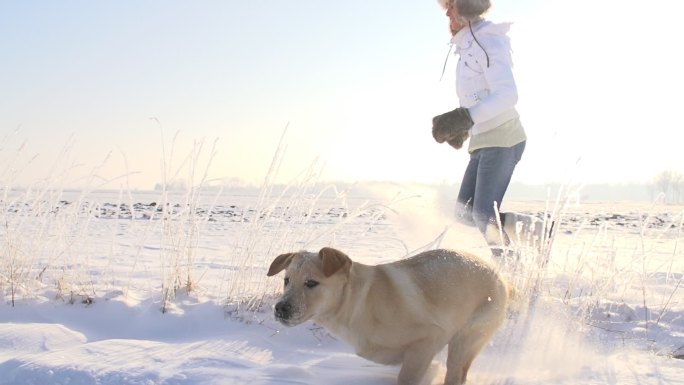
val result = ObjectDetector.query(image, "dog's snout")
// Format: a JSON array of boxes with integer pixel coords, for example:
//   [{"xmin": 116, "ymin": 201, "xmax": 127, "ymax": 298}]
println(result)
[{"xmin": 275, "ymin": 301, "xmax": 292, "ymax": 319}]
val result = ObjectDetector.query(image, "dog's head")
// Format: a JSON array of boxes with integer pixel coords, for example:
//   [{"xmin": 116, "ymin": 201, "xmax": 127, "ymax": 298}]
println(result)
[{"xmin": 267, "ymin": 247, "xmax": 352, "ymax": 326}]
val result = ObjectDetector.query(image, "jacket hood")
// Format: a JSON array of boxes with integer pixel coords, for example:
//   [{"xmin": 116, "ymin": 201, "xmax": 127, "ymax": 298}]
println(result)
[{"xmin": 450, "ymin": 20, "xmax": 511, "ymax": 47}]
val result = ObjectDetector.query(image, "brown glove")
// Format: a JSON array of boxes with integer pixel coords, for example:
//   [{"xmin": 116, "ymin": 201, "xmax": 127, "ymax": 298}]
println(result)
[
  {"xmin": 431, "ymin": 107, "xmax": 474, "ymax": 144},
  {"xmin": 446, "ymin": 130, "xmax": 469, "ymax": 149}
]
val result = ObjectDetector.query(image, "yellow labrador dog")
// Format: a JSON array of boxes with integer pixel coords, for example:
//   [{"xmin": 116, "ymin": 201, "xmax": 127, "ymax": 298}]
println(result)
[{"xmin": 267, "ymin": 247, "xmax": 512, "ymax": 385}]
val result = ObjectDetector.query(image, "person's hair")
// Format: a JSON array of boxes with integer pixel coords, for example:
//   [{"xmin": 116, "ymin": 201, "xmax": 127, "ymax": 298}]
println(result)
[{"xmin": 437, "ymin": 0, "xmax": 491, "ymax": 21}]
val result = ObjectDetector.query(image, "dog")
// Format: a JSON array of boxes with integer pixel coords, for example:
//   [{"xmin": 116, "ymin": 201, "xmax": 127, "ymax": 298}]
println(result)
[{"xmin": 267, "ymin": 247, "xmax": 512, "ymax": 385}]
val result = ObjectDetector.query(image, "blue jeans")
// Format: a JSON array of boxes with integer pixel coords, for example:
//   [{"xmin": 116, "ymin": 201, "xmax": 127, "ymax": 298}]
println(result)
[{"xmin": 456, "ymin": 141, "xmax": 526, "ymax": 240}]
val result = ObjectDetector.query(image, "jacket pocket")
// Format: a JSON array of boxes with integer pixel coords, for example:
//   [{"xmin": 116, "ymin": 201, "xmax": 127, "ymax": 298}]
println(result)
[{"xmin": 457, "ymin": 60, "xmax": 489, "ymax": 105}]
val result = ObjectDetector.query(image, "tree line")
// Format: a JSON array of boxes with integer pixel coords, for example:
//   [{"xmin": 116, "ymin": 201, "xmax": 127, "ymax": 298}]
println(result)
[{"xmin": 652, "ymin": 170, "xmax": 684, "ymax": 204}]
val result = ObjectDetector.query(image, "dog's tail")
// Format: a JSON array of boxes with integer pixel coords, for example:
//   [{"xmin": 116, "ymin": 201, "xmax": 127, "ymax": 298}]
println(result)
[
  {"xmin": 505, "ymin": 281, "xmax": 518, "ymax": 303},
  {"xmin": 504, "ymin": 281, "xmax": 525, "ymax": 314}
]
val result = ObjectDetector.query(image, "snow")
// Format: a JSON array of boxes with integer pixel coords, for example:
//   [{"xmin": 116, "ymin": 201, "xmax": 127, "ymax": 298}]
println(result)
[{"xmin": 1, "ymin": 187, "xmax": 683, "ymax": 385}]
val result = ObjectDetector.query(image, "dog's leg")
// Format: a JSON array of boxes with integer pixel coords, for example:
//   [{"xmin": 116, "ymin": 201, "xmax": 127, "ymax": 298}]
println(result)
[
  {"xmin": 397, "ymin": 340, "xmax": 437, "ymax": 385},
  {"xmin": 443, "ymin": 331, "xmax": 487, "ymax": 384},
  {"xmin": 444, "ymin": 310, "xmax": 506, "ymax": 384}
]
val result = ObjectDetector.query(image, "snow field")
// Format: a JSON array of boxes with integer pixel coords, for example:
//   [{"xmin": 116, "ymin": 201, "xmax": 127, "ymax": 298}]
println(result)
[{"xmin": 1, "ymin": 184, "xmax": 683, "ymax": 384}]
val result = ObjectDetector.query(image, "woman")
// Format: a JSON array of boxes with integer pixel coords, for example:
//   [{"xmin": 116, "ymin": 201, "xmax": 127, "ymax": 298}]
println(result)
[{"xmin": 432, "ymin": 0, "xmax": 528, "ymax": 255}]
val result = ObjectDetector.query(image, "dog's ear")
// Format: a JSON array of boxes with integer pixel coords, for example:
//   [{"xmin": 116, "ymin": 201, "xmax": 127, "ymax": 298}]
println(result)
[
  {"xmin": 267, "ymin": 252, "xmax": 296, "ymax": 276},
  {"xmin": 319, "ymin": 247, "xmax": 352, "ymax": 277}
]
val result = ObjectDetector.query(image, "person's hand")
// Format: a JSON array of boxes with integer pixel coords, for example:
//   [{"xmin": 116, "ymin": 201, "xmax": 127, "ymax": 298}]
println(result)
[
  {"xmin": 447, "ymin": 130, "xmax": 469, "ymax": 149},
  {"xmin": 431, "ymin": 107, "xmax": 474, "ymax": 144}
]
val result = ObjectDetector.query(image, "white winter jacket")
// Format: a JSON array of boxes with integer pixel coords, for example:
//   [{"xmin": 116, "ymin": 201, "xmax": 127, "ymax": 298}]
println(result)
[{"xmin": 451, "ymin": 20, "xmax": 526, "ymax": 151}]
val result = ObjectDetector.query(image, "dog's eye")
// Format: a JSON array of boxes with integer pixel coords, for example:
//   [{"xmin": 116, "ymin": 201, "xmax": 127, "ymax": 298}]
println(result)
[
  {"xmin": 304, "ymin": 279, "xmax": 319, "ymax": 289},
  {"xmin": 284, "ymin": 277, "xmax": 290, "ymax": 286}
]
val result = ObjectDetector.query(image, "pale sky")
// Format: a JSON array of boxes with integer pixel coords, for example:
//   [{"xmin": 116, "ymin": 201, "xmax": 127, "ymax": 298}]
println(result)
[{"xmin": 1, "ymin": 0, "xmax": 683, "ymax": 191}]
